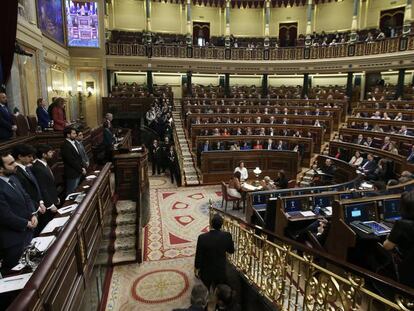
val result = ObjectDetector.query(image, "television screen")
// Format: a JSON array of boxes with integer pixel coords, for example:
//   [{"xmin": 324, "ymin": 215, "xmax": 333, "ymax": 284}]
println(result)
[
  {"xmin": 284, "ymin": 199, "xmax": 302, "ymax": 213},
  {"xmin": 344, "ymin": 202, "xmax": 375, "ymax": 223},
  {"xmin": 383, "ymin": 199, "xmax": 401, "ymax": 221},
  {"xmin": 66, "ymin": 1, "xmax": 99, "ymax": 48},
  {"xmin": 314, "ymin": 196, "xmax": 332, "ymax": 208}
]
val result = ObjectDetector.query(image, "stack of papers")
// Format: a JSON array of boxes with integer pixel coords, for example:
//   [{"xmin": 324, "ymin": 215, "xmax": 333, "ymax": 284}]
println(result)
[
  {"xmin": 242, "ymin": 183, "xmax": 261, "ymax": 191},
  {"xmin": 31, "ymin": 236, "xmax": 56, "ymax": 252},
  {"xmin": 65, "ymin": 192, "xmax": 83, "ymax": 201},
  {"xmin": 57, "ymin": 203, "xmax": 78, "ymax": 215},
  {"xmin": 131, "ymin": 147, "xmax": 142, "ymax": 152},
  {"xmin": 86, "ymin": 175, "xmax": 97, "ymax": 180},
  {"xmin": 300, "ymin": 211, "xmax": 316, "ymax": 217},
  {"xmin": 0, "ymin": 273, "xmax": 33, "ymax": 293},
  {"xmin": 40, "ymin": 216, "xmax": 70, "ymax": 234}
]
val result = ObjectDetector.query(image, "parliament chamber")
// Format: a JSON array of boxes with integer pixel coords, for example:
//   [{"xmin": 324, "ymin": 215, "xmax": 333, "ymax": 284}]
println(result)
[{"xmin": 1, "ymin": 0, "xmax": 414, "ymax": 310}]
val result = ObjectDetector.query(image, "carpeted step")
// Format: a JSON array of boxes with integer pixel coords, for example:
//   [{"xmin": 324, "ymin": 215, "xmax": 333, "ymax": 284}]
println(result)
[
  {"xmin": 115, "ymin": 213, "xmax": 137, "ymax": 226},
  {"xmin": 186, "ymin": 179, "xmax": 200, "ymax": 185},
  {"xmin": 116, "ymin": 200, "xmax": 136, "ymax": 214},
  {"xmin": 112, "ymin": 250, "xmax": 137, "ymax": 264},
  {"xmin": 114, "ymin": 236, "xmax": 136, "ymax": 252},
  {"xmin": 95, "ymin": 253, "xmax": 109, "ymax": 266},
  {"xmin": 115, "ymin": 224, "xmax": 137, "ymax": 238}
]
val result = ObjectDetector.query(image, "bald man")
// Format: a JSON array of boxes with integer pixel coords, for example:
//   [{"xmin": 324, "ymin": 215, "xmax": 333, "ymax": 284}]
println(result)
[{"xmin": 0, "ymin": 93, "xmax": 17, "ymax": 141}]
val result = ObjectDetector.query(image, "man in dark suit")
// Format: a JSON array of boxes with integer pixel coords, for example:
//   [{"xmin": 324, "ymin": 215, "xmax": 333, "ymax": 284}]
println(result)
[
  {"xmin": 0, "ymin": 153, "xmax": 37, "ymax": 275},
  {"xmin": 167, "ymin": 145, "xmax": 180, "ymax": 185},
  {"xmin": 31, "ymin": 145, "xmax": 59, "ymax": 212},
  {"xmin": 358, "ymin": 153, "xmax": 377, "ymax": 175},
  {"xmin": 195, "ymin": 214, "xmax": 235, "ymax": 290},
  {"xmin": 0, "ymin": 92, "xmax": 17, "ymax": 141},
  {"xmin": 407, "ymin": 145, "xmax": 414, "ymax": 164},
  {"xmin": 61, "ymin": 127, "xmax": 86, "ymax": 195},
  {"xmin": 12, "ymin": 144, "xmax": 47, "ymax": 233},
  {"xmin": 353, "ymin": 134, "xmax": 365, "ymax": 145},
  {"xmin": 150, "ymin": 139, "xmax": 161, "ymax": 175},
  {"xmin": 36, "ymin": 98, "xmax": 51, "ymax": 130},
  {"xmin": 265, "ymin": 138, "xmax": 275, "ymax": 150},
  {"xmin": 75, "ymin": 130, "xmax": 90, "ymax": 168}
]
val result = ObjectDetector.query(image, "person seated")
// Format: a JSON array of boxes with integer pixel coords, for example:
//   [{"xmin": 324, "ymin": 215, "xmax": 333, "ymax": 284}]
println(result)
[
  {"xmin": 214, "ymin": 141, "xmax": 225, "ymax": 150},
  {"xmin": 36, "ymin": 98, "xmax": 52, "ymax": 130},
  {"xmin": 354, "ymin": 134, "xmax": 365, "ymax": 145},
  {"xmin": 240, "ymin": 142, "xmax": 251, "ymax": 150},
  {"xmin": 260, "ymin": 176, "xmax": 276, "ymax": 190},
  {"xmin": 275, "ymin": 140, "xmax": 285, "ymax": 151},
  {"xmin": 253, "ymin": 140, "xmax": 263, "ymax": 150},
  {"xmin": 234, "ymin": 161, "xmax": 248, "ymax": 181},
  {"xmin": 319, "ymin": 158, "xmax": 336, "ymax": 183},
  {"xmin": 0, "ymin": 92, "xmax": 17, "ymax": 140},
  {"xmin": 383, "ymin": 192, "xmax": 414, "ymax": 288},
  {"xmin": 407, "ymin": 145, "xmax": 414, "ymax": 163},
  {"xmin": 172, "ymin": 284, "xmax": 209, "ymax": 311},
  {"xmin": 387, "ymin": 141, "xmax": 399, "ymax": 155},
  {"xmin": 214, "ymin": 284, "xmax": 241, "ymax": 311},
  {"xmin": 358, "ymin": 153, "xmax": 377, "ymax": 175},
  {"xmin": 274, "ymin": 170, "xmax": 288, "ymax": 189},
  {"xmin": 349, "ymin": 151, "xmax": 364, "ymax": 167},
  {"xmin": 228, "ymin": 171, "xmax": 242, "ymax": 202}
]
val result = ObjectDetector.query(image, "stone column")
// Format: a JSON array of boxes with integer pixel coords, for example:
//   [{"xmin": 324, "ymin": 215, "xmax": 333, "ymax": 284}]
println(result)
[
  {"xmin": 147, "ymin": 70, "xmax": 153, "ymax": 94},
  {"xmin": 305, "ymin": 0, "xmax": 313, "ymax": 46},
  {"xmin": 262, "ymin": 74, "xmax": 268, "ymax": 97},
  {"xmin": 186, "ymin": 0, "xmax": 192, "ymax": 46},
  {"xmin": 403, "ymin": 0, "xmax": 412, "ymax": 36},
  {"xmin": 186, "ymin": 71, "xmax": 192, "ymax": 96},
  {"xmin": 264, "ymin": 0, "xmax": 270, "ymax": 47},
  {"xmin": 346, "ymin": 72, "xmax": 354, "ymax": 100},
  {"xmin": 349, "ymin": 0, "xmax": 360, "ymax": 43},
  {"xmin": 145, "ymin": 0, "xmax": 152, "ymax": 44},
  {"xmin": 225, "ymin": 73, "xmax": 230, "ymax": 97},
  {"xmin": 302, "ymin": 73, "xmax": 309, "ymax": 99},
  {"xmin": 225, "ymin": 0, "xmax": 231, "ymax": 48},
  {"xmin": 396, "ymin": 68, "xmax": 406, "ymax": 99}
]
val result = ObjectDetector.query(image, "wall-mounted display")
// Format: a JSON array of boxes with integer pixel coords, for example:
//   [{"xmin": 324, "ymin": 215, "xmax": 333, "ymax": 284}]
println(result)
[
  {"xmin": 66, "ymin": 1, "xmax": 99, "ymax": 48},
  {"xmin": 36, "ymin": 0, "xmax": 66, "ymax": 46}
]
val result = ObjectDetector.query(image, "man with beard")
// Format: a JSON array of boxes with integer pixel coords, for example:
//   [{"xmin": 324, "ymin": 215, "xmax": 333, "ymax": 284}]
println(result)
[{"xmin": 0, "ymin": 93, "xmax": 17, "ymax": 141}]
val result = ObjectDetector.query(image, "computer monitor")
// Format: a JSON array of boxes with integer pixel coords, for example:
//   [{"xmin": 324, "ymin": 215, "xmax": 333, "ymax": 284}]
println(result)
[
  {"xmin": 340, "ymin": 193, "xmax": 353, "ymax": 200},
  {"xmin": 383, "ymin": 199, "xmax": 401, "ymax": 221},
  {"xmin": 284, "ymin": 198, "xmax": 302, "ymax": 213},
  {"xmin": 314, "ymin": 196, "xmax": 332, "ymax": 208},
  {"xmin": 344, "ymin": 202, "xmax": 376, "ymax": 223}
]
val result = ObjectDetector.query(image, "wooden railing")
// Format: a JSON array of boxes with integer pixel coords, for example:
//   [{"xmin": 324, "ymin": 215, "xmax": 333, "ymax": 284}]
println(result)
[{"xmin": 106, "ymin": 35, "xmax": 414, "ymax": 60}]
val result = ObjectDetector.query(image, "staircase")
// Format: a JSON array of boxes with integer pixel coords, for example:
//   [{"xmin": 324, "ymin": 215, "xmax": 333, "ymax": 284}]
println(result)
[{"xmin": 172, "ymin": 100, "xmax": 201, "ymax": 185}]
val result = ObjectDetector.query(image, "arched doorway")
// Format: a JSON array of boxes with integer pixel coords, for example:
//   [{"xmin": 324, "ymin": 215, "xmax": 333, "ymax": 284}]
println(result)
[
  {"xmin": 193, "ymin": 22, "xmax": 210, "ymax": 46},
  {"xmin": 278, "ymin": 22, "xmax": 298, "ymax": 47},
  {"xmin": 380, "ymin": 7, "xmax": 404, "ymax": 37}
]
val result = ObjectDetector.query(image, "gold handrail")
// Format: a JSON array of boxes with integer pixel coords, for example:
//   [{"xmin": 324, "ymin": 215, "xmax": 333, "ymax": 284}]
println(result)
[
  {"xmin": 172, "ymin": 122, "xmax": 186, "ymax": 187},
  {"xmin": 209, "ymin": 206, "xmax": 414, "ymax": 310}
]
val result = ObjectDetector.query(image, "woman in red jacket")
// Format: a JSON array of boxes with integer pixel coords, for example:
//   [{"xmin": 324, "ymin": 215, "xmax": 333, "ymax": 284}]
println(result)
[{"xmin": 52, "ymin": 98, "xmax": 69, "ymax": 131}]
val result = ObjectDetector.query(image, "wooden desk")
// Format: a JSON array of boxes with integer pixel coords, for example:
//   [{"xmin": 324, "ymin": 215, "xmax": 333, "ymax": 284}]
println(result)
[
  {"xmin": 7, "ymin": 164, "xmax": 113, "ymax": 311},
  {"xmin": 352, "ymin": 108, "xmax": 414, "ymax": 121},
  {"xmin": 201, "ymin": 150, "xmax": 299, "ymax": 184}
]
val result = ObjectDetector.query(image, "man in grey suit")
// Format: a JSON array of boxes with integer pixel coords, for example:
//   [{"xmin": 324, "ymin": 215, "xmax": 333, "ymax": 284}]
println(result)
[{"xmin": 76, "ymin": 129, "xmax": 89, "ymax": 168}]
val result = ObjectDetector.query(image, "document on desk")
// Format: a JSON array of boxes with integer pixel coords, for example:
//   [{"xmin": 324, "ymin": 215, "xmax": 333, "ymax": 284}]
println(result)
[
  {"xmin": 300, "ymin": 211, "xmax": 316, "ymax": 217},
  {"xmin": 0, "ymin": 273, "xmax": 33, "ymax": 293},
  {"xmin": 65, "ymin": 192, "xmax": 83, "ymax": 201},
  {"xmin": 57, "ymin": 203, "xmax": 78, "ymax": 215},
  {"xmin": 242, "ymin": 183, "xmax": 260, "ymax": 191},
  {"xmin": 31, "ymin": 236, "xmax": 56, "ymax": 252},
  {"xmin": 40, "ymin": 216, "xmax": 70, "ymax": 234},
  {"xmin": 131, "ymin": 147, "xmax": 142, "ymax": 152}
]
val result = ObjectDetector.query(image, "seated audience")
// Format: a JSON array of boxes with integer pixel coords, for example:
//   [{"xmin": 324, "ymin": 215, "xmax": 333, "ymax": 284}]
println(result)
[
  {"xmin": 274, "ymin": 170, "xmax": 288, "ymax": 189},
  {"xmin": 349, "ymin": 151, "xmax": 364, "ymax": 167},
  {"xmin": 234, "ymin": 161, "xmax": 248, "ymax": 181},
  {"xmin": 358, "ymin": 153, "xmax": 377, "ymax": 175},
  {"xmin": 383, "ymin": 192, "xmax": 414, "ymax": 288},
  {"xmin": 0, "ymin": 92, "xmax": 17, "ymax": 140},
  {"xmin": 36, "ymin": 98, "xmax": 52, "ymax": 130}
]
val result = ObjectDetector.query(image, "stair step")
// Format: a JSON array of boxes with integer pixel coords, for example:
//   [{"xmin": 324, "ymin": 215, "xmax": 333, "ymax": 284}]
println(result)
[
  {"xmin": 114, "ymin": 236, "xmax": 136, "ymax": 251},
  {"xmin": 115, "ymin": 224, "xmax": 136, "ymax": 238},
  {"xmin": 186, "ymin": 180, "xmax": 200, "ymax": 185},
  {"xmin": 116, "ymin": 200, "xmax": 136, "ymax": 214},
  {"xmin": 112, "ymin": 251, "xmax": 137, "ymax": 264},
  {"xmin": 115, "ymin": 213, "xmax": 137, "ymax": 226}
]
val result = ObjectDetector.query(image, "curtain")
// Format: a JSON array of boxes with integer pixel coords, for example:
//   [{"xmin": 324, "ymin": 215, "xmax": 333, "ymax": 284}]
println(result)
[{"xmin": 0, "ymin": 0, "xmax": 18, "ymax": 88}]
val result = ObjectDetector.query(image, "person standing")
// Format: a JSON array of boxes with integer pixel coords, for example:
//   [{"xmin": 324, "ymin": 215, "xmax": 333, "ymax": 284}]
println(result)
[
  {"xmin": 150, "ymin": 139, "xmax": 161, "ymax": 175},
  {"xmin": 0, "ymin": 92, "xmax": 17, "ymax": 140},
  {"xmin": 0, "ymin": 153, "xmax": 37, "ymax": 275},
  {"xmin": 36, "ymin": 98, "xmax": 52, "ymax": 130},
  {"xmin": 12, "ymin": 144, "xmax": 47, "ymax": 233},
  {"xmin": 168, "ymin": 145, "xmax": 180, "ymax": 185},
  {"xmin": 61, "ymin": 127, "xmax": 86, "ymax": 195},
  {"xmin": 160, "ymin": 137, "xmax": 171, "ymax": 173},
  {"xmin": 31, "ymin": 144, "xmax": 59, "ymax": 213},
  {"xmin": 195, "ymin": 214, "xmax": 235, "ymax": 290},
  {"xmin": 51, "ymin": 98, "xmax": 69, "ymax": 131},
  {"xmin": 75, "ymin": 129, "xmax": 90, "ymax": 168}
]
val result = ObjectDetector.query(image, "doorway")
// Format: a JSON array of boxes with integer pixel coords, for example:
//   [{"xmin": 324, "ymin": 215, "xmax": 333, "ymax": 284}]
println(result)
[
  {"xmin": 380, "ymin": 7, "xmax": 404, "ymax": 37},
  {"xmin": 193, "ymin": 22, "xmax": 210, "ymax": 46},
  {"xmin": 278, "ymin": 22, "xmax": 298, "ymax": 47}
]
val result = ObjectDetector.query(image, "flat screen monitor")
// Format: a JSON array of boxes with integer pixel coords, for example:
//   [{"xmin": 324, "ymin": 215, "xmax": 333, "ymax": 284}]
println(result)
[
  {"xmin": 314, "ymin": 196, "xmax": 332, "ymax": 208},
  {"xmin": 284, "ymin": 199, "xmax": 302, "ymax": 213},
  {"xmin": 340, "ymin": 193, "xmax": 354, "ymax": 200},
  {"xmin": 383, "ymin": 199, "xmax": 401, "ymax": 221},
  {"xmin": 66, "ymin": 1, "xmax": 99, "ymax": 48},
  {"xmin": 344, "ymin": 202, "xmax": 376, "ymax": 223}
]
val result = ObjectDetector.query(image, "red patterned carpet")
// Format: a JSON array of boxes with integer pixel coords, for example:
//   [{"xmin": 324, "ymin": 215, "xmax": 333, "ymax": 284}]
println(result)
[{"xmin": 105, "ymin": 176, "xmax": 221, "ymax": 311}]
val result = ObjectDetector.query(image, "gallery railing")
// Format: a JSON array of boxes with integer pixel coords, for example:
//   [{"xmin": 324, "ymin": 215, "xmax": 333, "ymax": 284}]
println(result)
[
  {"xmin": 210, "ymin": 207, "xmax": 414, "ymax": 310},
  {"xmin": 106, "ymin": 35, "xmax": 414, "ymax": 60}
]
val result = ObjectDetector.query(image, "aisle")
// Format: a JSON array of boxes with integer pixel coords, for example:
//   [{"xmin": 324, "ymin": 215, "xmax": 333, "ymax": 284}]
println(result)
[{"xmin": 105, "ymin": 176, "xmax": 221, "ymax": 311}]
